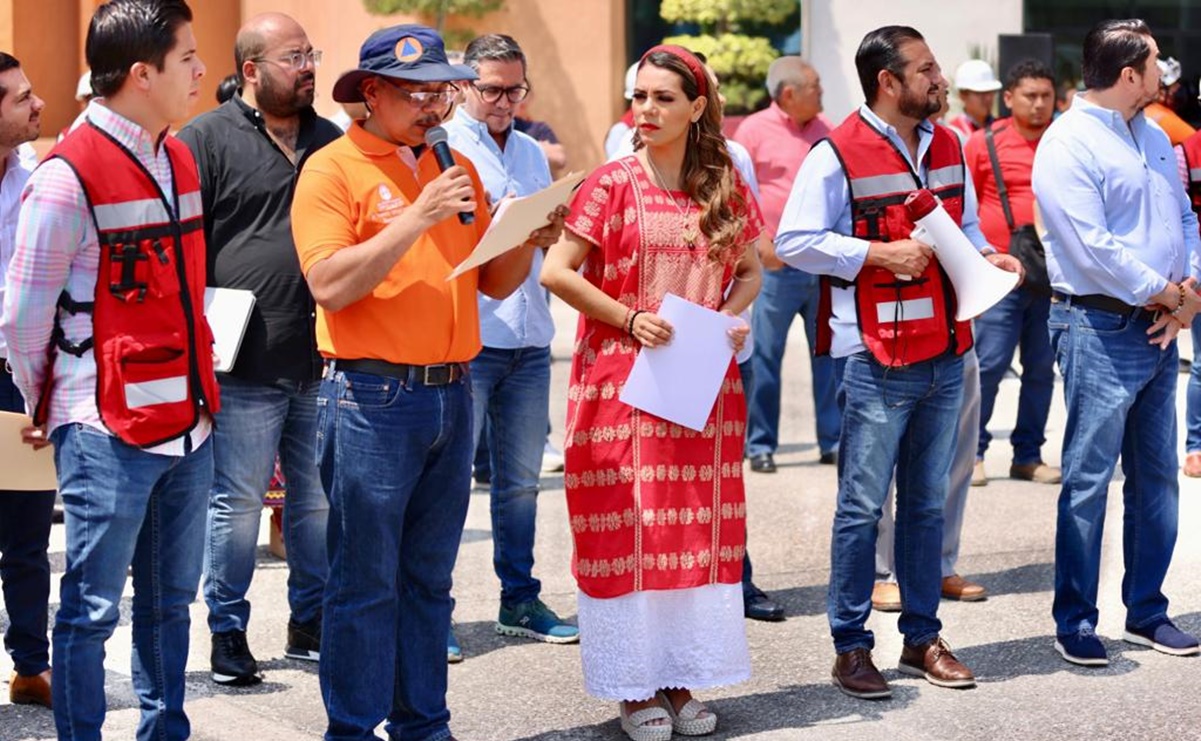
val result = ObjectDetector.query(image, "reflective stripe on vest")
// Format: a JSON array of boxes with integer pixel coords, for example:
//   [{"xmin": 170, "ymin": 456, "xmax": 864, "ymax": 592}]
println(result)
[
  {"xmin": 849, "ymin": 172, "xmax": 916, "ymax": 200},
  {"xmin": 875, "ymin": 297, "xmax": 935, "ymax": 324},
  {"xmin": 125, "ymin": 375, "xmax": 189, "ymax": 408},
  {"xmin": 93, "ymin": 191, "xmax": 203, "ymax": 231}
]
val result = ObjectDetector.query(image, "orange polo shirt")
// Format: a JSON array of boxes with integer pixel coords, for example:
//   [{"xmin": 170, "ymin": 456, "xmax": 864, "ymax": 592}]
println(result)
[{"xmin": 293, "ymin": 122, "xmax": 491, "ymax": 364}]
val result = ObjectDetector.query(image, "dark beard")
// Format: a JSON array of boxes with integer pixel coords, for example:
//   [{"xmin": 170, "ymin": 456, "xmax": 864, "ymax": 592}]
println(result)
[
  {"xmin": 256, "ymin": 70, "xmax": 314, "ymax": 118},
  {"xmin": 898, "ymin": 87, "xmax": 940, "ymax": 120}
]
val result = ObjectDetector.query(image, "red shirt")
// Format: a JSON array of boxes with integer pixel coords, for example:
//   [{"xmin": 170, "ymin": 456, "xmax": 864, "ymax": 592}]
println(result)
[
  {"xmin": 963, "ymin": 118, "xmax": 1041, "ymax": 251},
  {"xmin": 732, "ymin": 102, "xmax": 831, "ymax": 237}
]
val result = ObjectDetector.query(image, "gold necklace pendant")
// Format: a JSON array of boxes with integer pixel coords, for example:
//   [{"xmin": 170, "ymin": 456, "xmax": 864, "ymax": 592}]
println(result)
[
  {"xmin": 682, "ymin": 224, "xmax": 698, "ymax": 247},
  {"xmin": 645, "ymin": 155, "xmax": 698, "ymax": 247}
]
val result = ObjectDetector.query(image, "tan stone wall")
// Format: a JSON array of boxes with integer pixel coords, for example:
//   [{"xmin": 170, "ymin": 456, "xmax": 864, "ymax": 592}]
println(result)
[
  {"xmin": 8, "ymin": 0, "xmax": 627, "ymax": 171},
  {"xmin": 234, "ymin": 0, "xmax": 627, "ymax": 171}
]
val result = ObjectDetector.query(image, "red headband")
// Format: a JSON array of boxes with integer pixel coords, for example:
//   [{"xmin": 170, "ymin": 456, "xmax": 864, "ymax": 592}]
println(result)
[{"xmin": 640, "ymin": 44, "xmax": 708, "ymax": 98}]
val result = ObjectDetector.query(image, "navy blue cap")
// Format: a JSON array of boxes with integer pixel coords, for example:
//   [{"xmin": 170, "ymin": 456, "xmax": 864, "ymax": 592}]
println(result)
[{"xmin": 332, "ymin": 24, "xmax": 477, "ymax": 103}]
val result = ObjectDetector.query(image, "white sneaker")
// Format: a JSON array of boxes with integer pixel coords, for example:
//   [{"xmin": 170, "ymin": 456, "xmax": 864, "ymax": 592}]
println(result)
[{"xmin": 541, "ymin": 442, "xmax": 565, "ymax": 473}]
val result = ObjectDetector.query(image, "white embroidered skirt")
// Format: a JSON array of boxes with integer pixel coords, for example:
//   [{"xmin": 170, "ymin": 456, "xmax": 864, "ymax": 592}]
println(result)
[{"xmin": 577, "ymin": 582, "xmax": 751, "ymax": 701}]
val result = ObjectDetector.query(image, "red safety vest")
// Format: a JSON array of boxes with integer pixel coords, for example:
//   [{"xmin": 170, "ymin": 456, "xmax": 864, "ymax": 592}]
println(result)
[
  {"xmin": 1181, "ymin": 130, "xmax": 1201, "ymax": 216},
  {"xmin": 36, "ymin": 122, "xmax": 220, "ymax": 448},
  {"xmin": 818, "ymin": 112, "xmax": 973, "ymax": 367}
]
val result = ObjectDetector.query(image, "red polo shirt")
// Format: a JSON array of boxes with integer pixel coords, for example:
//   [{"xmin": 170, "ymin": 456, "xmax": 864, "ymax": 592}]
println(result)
[{"xmin": 963, "ymin": 118, "xmax": 1041, "ymax": 252}]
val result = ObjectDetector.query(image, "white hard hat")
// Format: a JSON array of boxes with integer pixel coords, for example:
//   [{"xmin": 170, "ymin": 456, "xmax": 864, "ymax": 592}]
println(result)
[
  {"xmin": 1157, "ymin": 57, "xmax": 1182, "ymax": 87},
  {"xmin": 623, "ymin": 61, "xmax": 639, "ymax": 100},
  {"xmin": 75, "ymin": 70, "xmax": 92, "ymax": 101},
  {"xmin": 954, "ymin": 59, "xmax": 1001, "ymax": 92}
]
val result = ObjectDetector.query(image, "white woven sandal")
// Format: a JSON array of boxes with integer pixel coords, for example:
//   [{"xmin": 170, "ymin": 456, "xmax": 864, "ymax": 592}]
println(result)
[
  {"xmin": 656, "ymin": 691, "xmax": 718, "ymax": 736},
  {"xmin": 619, "ymin": 702, "xmax": 673, "ymax": 741}
]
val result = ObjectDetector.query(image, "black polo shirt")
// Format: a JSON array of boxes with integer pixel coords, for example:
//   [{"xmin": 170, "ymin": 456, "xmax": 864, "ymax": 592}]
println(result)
[{"xmin": 178, "ymin": 96, "xmax": 343, "ymax": 383}]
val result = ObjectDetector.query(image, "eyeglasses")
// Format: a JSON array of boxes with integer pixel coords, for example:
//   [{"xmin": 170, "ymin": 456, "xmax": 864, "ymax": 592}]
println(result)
[
  {"xmin": 471, "ymin": 83, "xmax": 530, "ymax": 104},
  {"xmin": 378, "ymin": 78, "xmax": 459, "ymax": 107},
  {"xmin": 253, "ymin": 50, "xmax": 323, "ymax": 70}
]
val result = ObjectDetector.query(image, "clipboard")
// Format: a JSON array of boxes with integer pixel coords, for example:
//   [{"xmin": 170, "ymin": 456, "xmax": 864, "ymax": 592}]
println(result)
[
  {"xmin": 447, "ymin": 170, "xmax": 585, "ymax": 281},
  {"xmin": 0, "ymin": 412, "xmax": 57, "ymax": 491},
  {"xmin": 203, "ymin": 287, "xmax": 256, "ymax": 373}
]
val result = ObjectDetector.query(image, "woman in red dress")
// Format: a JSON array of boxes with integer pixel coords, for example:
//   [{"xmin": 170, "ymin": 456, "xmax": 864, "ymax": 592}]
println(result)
[{"xmin": 542, "ymin": 45, "xmax": 763, "ymax": 741}]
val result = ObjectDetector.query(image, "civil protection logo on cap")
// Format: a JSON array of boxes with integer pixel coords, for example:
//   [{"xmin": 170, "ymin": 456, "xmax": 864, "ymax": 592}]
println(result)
[{"xmin": 395, "ymin": 36, "xmax": 425, "ymax": 63}]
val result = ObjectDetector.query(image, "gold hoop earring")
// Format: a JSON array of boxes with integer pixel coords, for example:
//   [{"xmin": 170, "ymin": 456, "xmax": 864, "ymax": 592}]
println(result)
[{"xmin": 691, "ymin": 121, "xmax": 701, "ymax": 143}]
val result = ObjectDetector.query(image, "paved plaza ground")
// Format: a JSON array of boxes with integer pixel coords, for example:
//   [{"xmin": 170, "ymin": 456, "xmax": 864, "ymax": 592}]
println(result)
[{"xmin": 5, "ymin": 299, "xmax": 1201, "ymax": 740}]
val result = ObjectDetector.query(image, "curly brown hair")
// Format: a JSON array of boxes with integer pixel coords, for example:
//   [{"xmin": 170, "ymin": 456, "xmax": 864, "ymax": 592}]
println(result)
[{"xmin": 632, "ymin": 50, "xmax": 748, "ymax": 262}]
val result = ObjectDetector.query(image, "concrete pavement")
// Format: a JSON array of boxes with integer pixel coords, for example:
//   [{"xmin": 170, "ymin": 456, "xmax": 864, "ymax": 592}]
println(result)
[{"xmin": 4, "ymin": 298, "xmax": 1201, "ymax": 740}]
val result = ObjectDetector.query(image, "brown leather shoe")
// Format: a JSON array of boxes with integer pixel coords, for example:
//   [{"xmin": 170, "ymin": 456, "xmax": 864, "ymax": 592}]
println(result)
[
  {"xmin": 941, "ymin": 574, "xmax": 987, "ymax": 602},
  {"xmin": 898, "ymin": 637, "xmax": 975, "ymax": 689},
  {"xmin": 1009, "ymin": 462, "xmax": 1062, "ymax": 484},
  {"xmin": 9, "ymin": 669, "xmax": 52, "ymax": 708},
  {"xmin": 831, "ymin": 648, "xmax": 891, "ymax": 699},
  {"xmin": 871, "ymin": 581, "xmax": 902, "ymax": 612},
  {"xmin": 1184, "ymin": 452, "xmax": 1201, "ymax": 478}
]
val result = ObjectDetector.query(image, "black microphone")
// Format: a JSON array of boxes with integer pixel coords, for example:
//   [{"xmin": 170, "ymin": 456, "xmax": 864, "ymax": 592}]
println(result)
[{"xmin": 424, "ymin": 126, "xmax": 474, "ymax": 225}]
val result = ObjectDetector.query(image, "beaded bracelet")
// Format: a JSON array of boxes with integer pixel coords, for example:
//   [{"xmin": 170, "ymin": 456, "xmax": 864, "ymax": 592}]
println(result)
[
  {"xmin": 627, "ymin": 309, "xmax": 645, "ymax": 336},
  {"xmin": 1172, "ymin": 282, "xmax": 1188, "ymax": 316}
]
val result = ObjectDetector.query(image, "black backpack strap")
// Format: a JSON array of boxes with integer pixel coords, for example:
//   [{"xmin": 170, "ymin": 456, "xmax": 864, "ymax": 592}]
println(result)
[{"xmin": 984, "ymin": 126, "xmax": 1016, "ymax": 232}]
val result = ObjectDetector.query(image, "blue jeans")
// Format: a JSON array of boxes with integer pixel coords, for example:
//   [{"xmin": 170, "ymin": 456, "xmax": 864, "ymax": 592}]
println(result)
[
  {"xmin": 747, "ymin": 266, "xmax": 841, "ymax": 457},
  {"xmin": 470, "ymin": 346, "xmax": 550, "ymax": 606},
  {"xmin": 0, "ymin": 365, "xmax": 55, "ymax": 677},
  {"xmin": 318, "ymin": 364, "xmax": 472, "ymax": 741},
  {"xmin": 828, "ymin": 352, "xmax": 963, "ymax": 653},
  {"xmin": 1049, "ymin": 302, "xmax": 1179, "ymax": 635},
  {"xmin": 51, "ymin": 424, "xmax": 212, "ymax": 741},
  {"xmin": 1185, "ymin": 321, "xmax": 1201, "ymax": 452},
  {"xmin": 877, "ymin": 349, "xmax": 980, "ymax": 579},
  {"xmin": 975, "ymin": 288, "xmax": 1054, "ymax": 464},
  {"xmin": 204, "ymin": 375, "xmax": 329, "ymax": 633}
]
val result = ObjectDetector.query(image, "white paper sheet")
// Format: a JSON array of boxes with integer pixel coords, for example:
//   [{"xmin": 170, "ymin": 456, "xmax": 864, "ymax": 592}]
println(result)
[
  {"xmin": 446, "ymin": 170, "xmax": 586, "ymax": 281},
  {"xmin": 618, "ymin": 293, "xmax": 741, "ymax": 431},
  {"xmin": 0, "ymin": 412, "xmax": 57, "ymax": 491},
  {"xmin": 203, "ymin": 287, "xmax": 256, "ymax": 373}
]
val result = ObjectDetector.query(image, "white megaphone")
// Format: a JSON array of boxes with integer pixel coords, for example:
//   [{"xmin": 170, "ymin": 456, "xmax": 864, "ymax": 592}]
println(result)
[{"xmin": 904, "ymin": 189, "xmax": 1019, "ymax": 321}]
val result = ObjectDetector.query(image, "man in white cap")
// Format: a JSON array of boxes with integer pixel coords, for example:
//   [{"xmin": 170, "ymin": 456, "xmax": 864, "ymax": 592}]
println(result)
[
  {"xmin": 1145, "ymin": 56, "xmax": 1195, "ymax": 145},
  {"xmin": 603, "ymin": 61, "xmax": 638, "ymax": 157},
  {"xmin": 949, "ymin": 59, "xmax": 1001, "ymax": 140}
]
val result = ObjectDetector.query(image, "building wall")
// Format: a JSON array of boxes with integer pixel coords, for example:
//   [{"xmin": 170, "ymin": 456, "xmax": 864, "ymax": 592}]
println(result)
[
  {"xmin": 808, "ymin": 0, "xmax": 1024, "ymax": 123},
  {"xmin": 3, "ymin": 0, "xmax": 83, "ymax": 137},
  {"xmin": 229, "ymin": 0, "xmax": 626, "ymax": 170},
  {"xmin": 5, "ymin": 0, "xmax": 625, "ymax": 170}
]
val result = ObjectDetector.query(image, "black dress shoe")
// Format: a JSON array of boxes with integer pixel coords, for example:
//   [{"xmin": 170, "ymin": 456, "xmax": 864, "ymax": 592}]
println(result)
[
  {"xmin": 744, "ymin": 584, "xmax": 785, "ymax": 622},
  {"xmin": 819, "ymin": 450, "xmax": 838, "ymax": 465},
  {"xmin": 749, "ymin": 453, "xmax": 777, "ymax": 473}
]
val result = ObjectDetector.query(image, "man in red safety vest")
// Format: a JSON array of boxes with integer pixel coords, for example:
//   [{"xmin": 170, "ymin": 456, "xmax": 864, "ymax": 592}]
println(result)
[
  {"xmin": 0, "ymin": 1, "xmax": 218, "ymax": 736},
  {"xmin": 774, "ymin": 24, "xmax": 1022, "ymax": 701}
]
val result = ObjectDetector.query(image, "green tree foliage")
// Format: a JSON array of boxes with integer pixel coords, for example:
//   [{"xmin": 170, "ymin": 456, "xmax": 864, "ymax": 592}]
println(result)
[
  {"xmin": 659, "ymin": 0, "xmax": 793, "ymax": 113},
  {"xmin": 660, "ymin": 0, "xmax": 795, "ymax": 33},
  {"xmin": 362, "ymin": 0, "xmax": 504, "ymax": 41}
]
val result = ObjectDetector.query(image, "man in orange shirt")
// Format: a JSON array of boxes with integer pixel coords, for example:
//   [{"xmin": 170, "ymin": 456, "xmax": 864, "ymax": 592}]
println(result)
[{"xmin": 291, "ymin": 24, "xmax": 563, "ymax": 741}]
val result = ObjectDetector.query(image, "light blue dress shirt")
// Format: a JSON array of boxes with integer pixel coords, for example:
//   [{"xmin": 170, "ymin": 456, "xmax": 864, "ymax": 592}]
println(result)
[
  {"xmin": 444, "ymin": 107, "xmax": 555, "ymax": 349},
  {"xmin": 774, "ymin": 105, "xmax": 990, "ymax": 357},
  {"xmin": 1032, "ymin": 93, "xmax": 1200, "ymax": 305}
]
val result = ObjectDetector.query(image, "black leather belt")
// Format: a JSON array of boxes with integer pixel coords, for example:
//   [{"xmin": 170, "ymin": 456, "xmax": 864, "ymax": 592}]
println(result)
[
  {"xmin": 1052, "ymin": 291, "xmax": 1158, "ymax": 323},
  {"xmin": 332, "ymin": 358, "xmax": 466, "ymax": 386}
]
